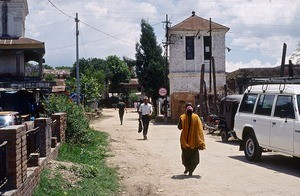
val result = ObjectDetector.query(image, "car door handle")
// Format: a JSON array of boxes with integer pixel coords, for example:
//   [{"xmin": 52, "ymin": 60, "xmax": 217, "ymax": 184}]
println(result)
[
  {"xmin": 295, "ymin": 130, "xmax": 300, "ymax": 133},
  {"xmin": 253, "ymin": 119, "xmax": 256, "ymax": 122},
  {"xmin": 272, "ymin": 122, "xmax": 276, "ymax": 125}
]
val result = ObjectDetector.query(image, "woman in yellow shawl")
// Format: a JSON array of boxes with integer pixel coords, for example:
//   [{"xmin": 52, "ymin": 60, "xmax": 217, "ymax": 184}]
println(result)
[{"xmin": 177, "ymin": 103, "xmax": 205, "ymax": 176}]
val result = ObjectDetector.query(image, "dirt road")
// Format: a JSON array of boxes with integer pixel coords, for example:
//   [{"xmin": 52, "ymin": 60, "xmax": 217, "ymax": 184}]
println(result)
[{"xmin": 91, "ymin": 108, "xmax": 300, "ymax": 196}]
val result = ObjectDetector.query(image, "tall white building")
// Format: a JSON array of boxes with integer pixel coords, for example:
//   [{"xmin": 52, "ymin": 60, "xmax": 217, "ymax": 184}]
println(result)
[{"xmin": 168, "ymin": 12, "xmax": 229, "ymax": 119}]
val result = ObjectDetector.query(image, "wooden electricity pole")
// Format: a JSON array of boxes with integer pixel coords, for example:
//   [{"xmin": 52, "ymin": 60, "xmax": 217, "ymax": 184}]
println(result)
[
  {"xmin": 75, "ymin": 13, "xmax": 80, "ymax": 105},
  {"xmin": 280, "ymin": 43, "xmax": 287, "ymax": 77}
]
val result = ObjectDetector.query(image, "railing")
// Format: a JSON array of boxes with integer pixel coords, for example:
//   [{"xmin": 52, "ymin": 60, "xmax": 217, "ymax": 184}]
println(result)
[
  {"xmin": 50, "ymin": 120, "xmax": 57, "ymax": 138},
  {"xmin": 0, "ymin": 141, "xmax": 8, "ymax": 189},
  {"xmin": 26, "ymin": 127, "xmax": 40, "ymax": 160}
]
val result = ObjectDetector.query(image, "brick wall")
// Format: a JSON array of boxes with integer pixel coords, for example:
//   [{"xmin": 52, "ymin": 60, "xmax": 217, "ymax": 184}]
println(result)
[
  {"xmin": 0, "ymin": 125, "xmax": 27, "ymax": 190},
  {"xmin": 1, "ymin": 115, "xmax": 66, "ymax": 195}
]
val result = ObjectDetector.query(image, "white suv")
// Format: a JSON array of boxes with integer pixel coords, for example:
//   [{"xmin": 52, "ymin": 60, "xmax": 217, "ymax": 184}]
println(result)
[{"xmin": 234, "ymin": 82, "xmax": 300, "ymax": 161}]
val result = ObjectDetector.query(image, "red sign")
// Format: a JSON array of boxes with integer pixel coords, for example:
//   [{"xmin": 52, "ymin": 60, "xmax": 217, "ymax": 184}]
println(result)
[{"xmin": 158, "ymin": 88, "xmax": 167, "ymax": 96}]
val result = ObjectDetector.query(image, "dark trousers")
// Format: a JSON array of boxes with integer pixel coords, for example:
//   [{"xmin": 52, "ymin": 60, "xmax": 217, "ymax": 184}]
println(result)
[
  {"xmin": 119, "ymin": 110, "xmax": 125, "ymax": 124},
  {"xmin": 142, "ymin": 115, "xmax": 150, "ymax": 136}
]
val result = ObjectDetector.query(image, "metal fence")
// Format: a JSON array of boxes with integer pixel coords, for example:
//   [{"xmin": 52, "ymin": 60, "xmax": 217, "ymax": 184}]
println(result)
[
  {"xmin": 26, "ymin": 127, "xmax": 40, "ymax": 160},
  {"xmin": 0, "ymin": 141, "xmax": 8, "ymax": 189}
]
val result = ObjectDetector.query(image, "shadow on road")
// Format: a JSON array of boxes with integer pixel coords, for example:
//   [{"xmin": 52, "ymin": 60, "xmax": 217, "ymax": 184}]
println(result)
[
  {"xmin": 215, "ymin": 140, "xmax": 240, "ymax": 146},
  {"xmin": 229, "ymin": 155, "xmax": 300, "ymax": 178},
  {"xmin": 171, "ymin": 174, "xmax": 201, "ymax": 180}
]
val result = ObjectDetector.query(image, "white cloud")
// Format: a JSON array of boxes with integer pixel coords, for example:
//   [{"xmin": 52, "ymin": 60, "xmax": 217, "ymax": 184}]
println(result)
[
  {"xmin": 84, "ymin": 2, "xmax": 108, "ymax": 18},
  {"xmin": 25, "ymin": 0, "xmax": 300, "ymax": 68}
]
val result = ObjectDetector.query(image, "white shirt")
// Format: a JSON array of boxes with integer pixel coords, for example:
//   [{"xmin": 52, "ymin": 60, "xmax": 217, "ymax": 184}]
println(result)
[{"xmin": 139, "ymin": 103, "xmax": 153, "ymax": 115}]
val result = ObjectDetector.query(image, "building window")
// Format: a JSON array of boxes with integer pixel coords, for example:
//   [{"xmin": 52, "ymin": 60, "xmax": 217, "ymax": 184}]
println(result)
[
  {"xmin": 186, "ymin": 36, "xmax": 194, "ymax": 60},
  {"xmin": 204, "ymin": 36, "xmax": 211, "ymax": 60}
]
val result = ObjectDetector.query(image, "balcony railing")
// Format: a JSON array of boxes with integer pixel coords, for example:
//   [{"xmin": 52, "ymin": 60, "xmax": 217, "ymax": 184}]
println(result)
[{"xmin": 26, "ymin": 127, "xmax": 40, "ymax": 160}]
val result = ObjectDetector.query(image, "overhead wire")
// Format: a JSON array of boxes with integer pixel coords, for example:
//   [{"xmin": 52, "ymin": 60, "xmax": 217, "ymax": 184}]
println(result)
[
  {"xmin": 47, "ymin": 0, "xmax": 73, "ymax": 19},
  {"xmin": 79, "ymin": 22, "xmax": 87, "ymax": 58}
]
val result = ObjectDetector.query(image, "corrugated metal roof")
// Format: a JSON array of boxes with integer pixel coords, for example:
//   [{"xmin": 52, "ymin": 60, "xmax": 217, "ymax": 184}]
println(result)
[{"xmin": 170, "ymin": 13, "xmax": 229, "ymax": 32}]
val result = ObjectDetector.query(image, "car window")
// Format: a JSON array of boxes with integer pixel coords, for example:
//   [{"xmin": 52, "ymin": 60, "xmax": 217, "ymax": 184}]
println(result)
[
  {"xmin": 274, "ymin": 95, "xmax": 295, "ymax": 119},
  {"xmin": 255, "ymin": 94, "xmax": 275, "ymax": 116},
  {"xmin": 297, "ymin": 95, "xmax": 300, "ymax": 115},
  {"xmin": 239, "ymin": 93, "xmax": 258, "ymax": 113},
  {"xmin": 0, "ymin": 116, "xmax": 6, "ymax": 127}
]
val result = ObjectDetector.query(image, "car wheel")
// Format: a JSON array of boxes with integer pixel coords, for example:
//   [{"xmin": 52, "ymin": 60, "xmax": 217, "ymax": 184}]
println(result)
[
  {"xmin": 244, "ymin": 133, "xmax": 262, "ymax": 161},
  {"xmin": 220, "ymin": 130, "xmax": 228, "ymax": 142}
]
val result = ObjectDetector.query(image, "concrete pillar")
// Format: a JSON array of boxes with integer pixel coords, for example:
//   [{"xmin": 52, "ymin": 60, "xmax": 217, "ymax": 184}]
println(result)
[
  {"xmin": 38, "ymin": 54, "xmax": 43, "ymax": 80},
  {"xmin": 15, "ymin": 51, "xmax": 22, "ymax": 77}
]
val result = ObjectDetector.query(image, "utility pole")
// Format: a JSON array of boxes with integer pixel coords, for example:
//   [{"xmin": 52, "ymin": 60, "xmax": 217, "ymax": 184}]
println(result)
[
  {"xmin": 280, "ymin": 43, "xmax": 287, "ymax": 77},
  {"xmin": 209, "ymin": 18, "xmax": 212, "ymax": 93},
  {"xmin": 75, "ymin": 13, "xmax": 80, "ymax": 106},
  {"xmin": 162, "ymin": 14, "xmax": 171, "ymax": 123}
]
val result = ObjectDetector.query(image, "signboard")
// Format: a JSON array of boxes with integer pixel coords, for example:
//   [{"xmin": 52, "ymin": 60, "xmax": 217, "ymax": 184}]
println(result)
[{"xmin": 158, "ymin": 87, "xmax": 167, "ymax": 96}]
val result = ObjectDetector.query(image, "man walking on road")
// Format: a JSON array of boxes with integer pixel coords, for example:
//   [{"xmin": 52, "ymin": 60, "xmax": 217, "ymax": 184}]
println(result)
[
  {"xmin": 138, "ymin": 96, "xmax": 153, "ymax": 140},
  {"xmin": 177, "ymin": 103, "xmax": 206, "ymax": 176},
  {"xmin": 117, "ymin": 101, "xmax": 127, "ymax": 125}
]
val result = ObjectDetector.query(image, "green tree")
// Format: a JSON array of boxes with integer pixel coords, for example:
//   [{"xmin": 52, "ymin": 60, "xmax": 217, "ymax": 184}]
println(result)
[
  {"xmin": 44, "ymin": 64, "xmax": 53, "ymax": 70},
  {"xmin": 45, "ymin": 74, "xmax": 55, "ymax": 82},
  {"xmin": 25, "ymin": 62, "xmax": 39, "ymax": 77},
  {"xmin": 105, "ymin": 55, "xmax": 131, "ymax": 92},
  {"xmin": 290, "ymin": 42, "xmax": 300, "ymax": 64},
  {"xmin": 80, "ymin": 74, "xmax": 102, "ymax": 104},
  {"xmin": 66, "ymin": 74, "xmax": 103, "ymax": 106},
  {"xmin": 123, "ymin": 56, "xmax": 136, "ymax": 78},
  {"xmin": 135, "ymin": 19, "xmax": 168, "ymax": 115},
  {"xmin": 56, "ymin": 66, "xmax": 72, "ymax": 70}
]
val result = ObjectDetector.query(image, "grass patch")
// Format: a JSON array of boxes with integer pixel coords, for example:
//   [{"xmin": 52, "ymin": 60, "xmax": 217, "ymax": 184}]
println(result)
[{"xmin": 33, "ymin": 130, "xmax": 119, "ymax": 196}]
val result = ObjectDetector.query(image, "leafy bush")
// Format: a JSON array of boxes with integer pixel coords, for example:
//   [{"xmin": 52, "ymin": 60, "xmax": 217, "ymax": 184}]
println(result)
[
  {"xmin": 45, "ymin": 74, "xmax": 55, "ymax": 82},
  {"xmin": 70, "ymin": 164, "xmax": 99, "ymax": 178},
  {"xmin": 42, "ymin": 94, "xmax": 92, "ymax": 144},
  {"xmin": 128, "ymin": 91, "xmax": 138, "ymax": 103}
]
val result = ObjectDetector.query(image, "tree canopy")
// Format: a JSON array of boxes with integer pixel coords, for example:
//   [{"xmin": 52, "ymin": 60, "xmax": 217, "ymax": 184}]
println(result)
[
  {"xmin": 106, "ymin": 55, "xmax": 131, "ymax": 92},
  {"xmin": 135, "ymin": 19, "xmax": 168, "ymax": 104},
  {"xmin": 290, "ymin": 41, "xmax": 300, "ymax": 64},
  {"xmin": 68, "ymin": 56, "xmax": 131, "ymax": 105}
]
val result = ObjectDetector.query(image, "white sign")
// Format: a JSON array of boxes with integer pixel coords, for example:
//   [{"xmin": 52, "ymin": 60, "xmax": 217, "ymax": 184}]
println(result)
[{"xmin": 158, "ymin": 87, "xmax": 167, "ymax": 96}]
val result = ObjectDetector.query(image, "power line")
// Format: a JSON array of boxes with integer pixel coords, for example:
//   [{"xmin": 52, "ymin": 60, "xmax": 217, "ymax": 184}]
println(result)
[
  {"xmin": 79, "ymin": 21, "xmax": 135, "ymax": 45},
  {"xmin": 79, "ymin": 22, "xmax": 87, "ymax": 58},
  {"xmin": 47, "ymin": 0, "xmax": 73, "ymax": 19},
  {"xmin": 27, "ymin": 19, "xmax": 72, "ymax": 30}
]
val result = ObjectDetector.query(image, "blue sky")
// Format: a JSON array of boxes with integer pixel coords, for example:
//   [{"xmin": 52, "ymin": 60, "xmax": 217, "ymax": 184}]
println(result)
[{"xmin": 26, "ymin": 0, "xmax": 300, "ymax": 72}]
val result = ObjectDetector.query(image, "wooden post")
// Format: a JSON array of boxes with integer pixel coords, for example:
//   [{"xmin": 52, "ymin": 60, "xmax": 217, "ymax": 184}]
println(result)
[
  {"xmin": 288, "ymin": 60, "xmax": 294, "ymax": 78},
  {"xmin": 280, "ymin": 43, "xmax": 287, "ymax": 77},
  {"xmin": 200, "ymin": 64, "xmax": 205, "ymax": 117},
  {"xmin": 212, "ymin": 57, "xmax": 218, "ymax": 115}
]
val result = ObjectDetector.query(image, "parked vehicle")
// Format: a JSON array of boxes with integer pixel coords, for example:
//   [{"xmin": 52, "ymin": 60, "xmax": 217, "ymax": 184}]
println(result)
[
  {"xmin": 218, "ymin": 94, "xmax": 243, "ymax": 142},
  {"xmin": 0, "ymin": 111, "xmax": 22, "ymax": 128},
  {"xmin": 234, "ymin": 80, "xmax": 300, "ymax": 161},
  {"xmin": 205, "ymin": 114, "xmax": 220, "ymax": 134}
]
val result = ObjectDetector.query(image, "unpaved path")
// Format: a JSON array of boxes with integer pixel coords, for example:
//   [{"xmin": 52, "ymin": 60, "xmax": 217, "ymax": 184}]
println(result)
[{"xmin": 91, "ymin": 108, "xmax": 300, "ymax": 196}]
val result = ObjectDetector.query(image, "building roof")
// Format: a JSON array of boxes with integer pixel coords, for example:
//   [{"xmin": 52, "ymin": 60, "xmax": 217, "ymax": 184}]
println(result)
[
  {"xmin": 0, "ymin": 37, "xmax": 45, "ymax": 62},
  {"xmin": 0, "ymin": 37, "xmax": 45, "ymax": 50},
  {"xmin": 170, "ymin": 12, "xmax": 229, "ymax": 32}
]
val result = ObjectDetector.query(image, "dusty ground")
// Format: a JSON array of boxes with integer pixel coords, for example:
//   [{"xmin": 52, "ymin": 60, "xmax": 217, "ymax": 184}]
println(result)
[{"xmin": 91, "ymin": 108, "xmax": 300, "ymax": 196}]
